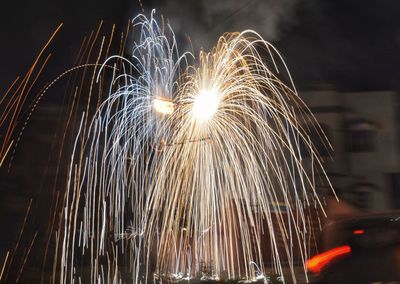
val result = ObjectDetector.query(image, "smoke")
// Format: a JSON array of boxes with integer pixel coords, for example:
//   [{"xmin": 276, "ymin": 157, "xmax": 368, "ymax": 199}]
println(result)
[{"xmin": 155, "ymin": 0, "xmax": 299, "ymax": 52}]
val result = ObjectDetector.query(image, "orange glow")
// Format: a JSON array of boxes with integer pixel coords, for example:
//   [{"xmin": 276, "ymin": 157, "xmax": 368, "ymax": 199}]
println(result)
[
  {"xmin": 153, "ymin": 98, "xmax": 174, "ymax": 114},
  {"xmin": 353, "ymin": 229, "xmax": 365, "ymax": 235},
  {"xmin": 306, "ymin": 245, "xmax": 351, "ymax": 274}
]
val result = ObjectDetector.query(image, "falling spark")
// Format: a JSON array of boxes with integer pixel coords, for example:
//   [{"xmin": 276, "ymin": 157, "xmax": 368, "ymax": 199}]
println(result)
[
  {"xmin": 0, "ymin": 251, "xmax": 9, "ymax": 282},
  {"xmin": 0, "ymin": 141, "xmax": 13, "ymax": 168},
  {"xmin": 0, "ymin": 24, "xmax": 63, "ymax": 170}
]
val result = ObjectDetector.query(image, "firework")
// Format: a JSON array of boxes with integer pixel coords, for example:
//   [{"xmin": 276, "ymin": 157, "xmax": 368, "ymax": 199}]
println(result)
[
  {"xmin": 0, "ymin": 24, "xmax": 63, "ymax": 169},
  {"xmin": 2, "ymin": 10, "xmax": 332, "ymax": 284},
  {"xmin": 58, "ymin": 11, "xmax": 191, "ymax": 283},
  {"xmin": 145, "ymin": 31, "xmax": 332, "ymax": 282}
]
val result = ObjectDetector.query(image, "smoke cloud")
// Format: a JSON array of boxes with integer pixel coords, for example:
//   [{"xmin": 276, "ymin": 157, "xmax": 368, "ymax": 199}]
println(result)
[{"xmin": 155, "ymin": 0, "xmax": 299, "ymax": 52}]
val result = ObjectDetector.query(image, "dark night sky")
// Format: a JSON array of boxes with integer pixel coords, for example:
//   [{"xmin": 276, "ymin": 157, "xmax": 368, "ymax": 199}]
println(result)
[
  {"xmin": 277, "ymin": 0, "xmax": 400, "ymax": 91},
  {"xmin": 0, "ymin": 0, "xmax": 137, "ymax": 93},
  {"xmin": 1, "ymin": 0, "xmax": 400, "ymax": 92}
]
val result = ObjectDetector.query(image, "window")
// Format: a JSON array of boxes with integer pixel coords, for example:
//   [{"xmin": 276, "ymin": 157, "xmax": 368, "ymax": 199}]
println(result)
[{"xmin": 345, "ymin": 119, "xmax": 377, "ymax": 152}]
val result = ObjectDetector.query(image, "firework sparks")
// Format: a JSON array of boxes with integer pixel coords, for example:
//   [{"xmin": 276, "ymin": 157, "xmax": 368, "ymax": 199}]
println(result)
[
  {"xmin": 1, "ymin": 10, "xmax": 332, "ymax": 284},
  {"xmin": 58, "ymin": 11, "xmax": 191, "ymax": 283},
  {"xmin": 0, "ymin": 24, "xmax": 63, "ymax": 170},
  {"xmin": 59, "ymin": 12, "xmax": 332, "ymax": 284},
  {"xmin": 144, "ymin": 30, "xmax": 332, "ymax": 283}
]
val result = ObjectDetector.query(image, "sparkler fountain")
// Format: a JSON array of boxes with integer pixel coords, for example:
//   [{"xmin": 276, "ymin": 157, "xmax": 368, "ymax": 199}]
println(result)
[{"xmin": 0, "ymin": 10, "xmax": 333, "ymax": 284}]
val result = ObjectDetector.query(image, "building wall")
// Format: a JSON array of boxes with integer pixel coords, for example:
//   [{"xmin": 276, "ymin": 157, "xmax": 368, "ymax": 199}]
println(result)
[{"xmin": 300, "ymin": 90, "xmax": 400, "ymax": 210}]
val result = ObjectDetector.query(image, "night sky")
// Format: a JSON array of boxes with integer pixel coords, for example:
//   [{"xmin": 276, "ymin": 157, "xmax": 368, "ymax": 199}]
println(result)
[
  {"xmin": 1, "ymin": 0, "xmax": 400, "ymax": 93},
  {"xmin": 277, "ymin": 0, "xmax": 400, "ymax": 91}
]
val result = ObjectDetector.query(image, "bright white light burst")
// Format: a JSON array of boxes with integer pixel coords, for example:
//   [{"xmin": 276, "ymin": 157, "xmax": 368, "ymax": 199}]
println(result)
[{"xmin": 192, "ymin": 88, "xmax": 219, "ymax": 121}]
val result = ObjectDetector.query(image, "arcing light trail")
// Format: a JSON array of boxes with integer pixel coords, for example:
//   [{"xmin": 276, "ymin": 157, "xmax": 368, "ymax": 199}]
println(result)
[{"xmin": 1, "ymin": 10, "xmax": 333, "ymax": 284}]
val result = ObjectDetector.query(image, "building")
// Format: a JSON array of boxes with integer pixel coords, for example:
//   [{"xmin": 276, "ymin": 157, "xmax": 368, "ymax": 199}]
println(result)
[{"xmin": 301, "ymin": 90, "xmax": 400, "ymax": 211}]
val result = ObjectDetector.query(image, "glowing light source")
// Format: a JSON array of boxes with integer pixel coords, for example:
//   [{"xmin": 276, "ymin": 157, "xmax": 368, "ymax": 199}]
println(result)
[
  {"xmin": 353, "ymin": 229, "xmax": 365, "ymax": 235},
  {"xmin": 192, "ymin": 89, "xmax": 219, "ymax": 121},
  {"xmin": 306, "ymin": 245, "xmax": 351, "ymax": 274},
  {"xmin": 153, "ymin": 98, "xmax": 174, "ymax": 114}
]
